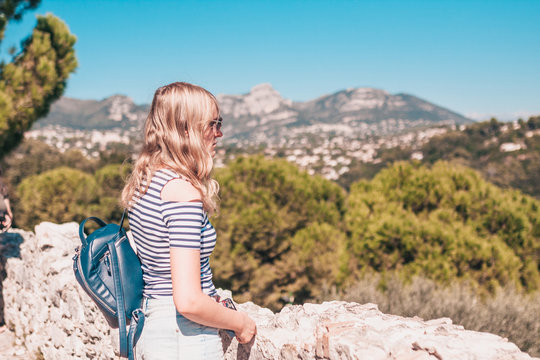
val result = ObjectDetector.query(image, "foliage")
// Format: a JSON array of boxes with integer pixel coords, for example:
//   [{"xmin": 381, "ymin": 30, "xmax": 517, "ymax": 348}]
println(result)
[
  {"xmin": 9, "ymin": 150, "xmax": 540, "ymax": 317},
  {"xmin": 17, "ymin": 167, "xmax": 99, "ymax": 228},
  {"xmin": 212, "ymin": 155, "xmax": 347, "ymax": 310},
  {"xmin": 0, "ymin": 139, "xmax": 98, "ymax": 228},
  {"xmin": 0, "ymin": 0, "xmax": 40, "ymax": 40},
  {"xmin": 315, "ymin": 274, "xmax": 540, "ymax": 357},
  {"xmin": 97, "ymin": 143, "xmax": 133, "ymax": 169},
  {"xmin": 336, "ymin": 159, "xmax": 387, "ymax": 190},
  {"xmin": 421, "ymin": 116, "xmax": 540, "ymax": 197},
  {"xmin": 0, "ymin": 4, "xmax": 77, "ymax": 158},
  {"xmin": 274, "ymin": 222, "xmax": 349, "ymax": 302},
  {"xmin": 93, "ymin": 163, "xmax": 131, "ymax": 221},
  {"xmin": 1, "ymin": 139, "xmax": 97, "ymax": 186},
  {"xmin": 15, "ymin": 163, "xmax": 127, "ymax": 229},
  {"xmin": 345, "ymin": 161, "xmax": 540, "ymax": 293},
  {"xmin": 340, "ymin": 117, "xmax": 540, "ymax": 199},
  {"xmin": 338, "ymin": 143, "xmax": 416, "ymax": 190}
]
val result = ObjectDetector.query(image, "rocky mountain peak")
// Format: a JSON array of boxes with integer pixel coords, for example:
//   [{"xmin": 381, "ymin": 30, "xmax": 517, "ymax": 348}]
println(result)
[
  {"xmin": 249, "ymin": 82, "xmax": 277, "ymax": 94},
  {"xmin": 339, "ymin": 87, "xmax": 390, "ymax": 112},
  {"xmin": 103, "ymin": 94, "xmax": 133, "ymax": 102},
  {"xmin": 218, "ymin": 83, "xmax": 292, "ymax": 118},
  {"xmin": 100, "ymin": 95, "xmax": 138, "ymax": 122},
  {"xmin": 351, "ymin": 87, "xmax": 389, "ymax": 98},
  {"xmin": 36, "ymin": 85, "xmax": 471, "ymax": 139},
  {"xmin": 244, "ymin": 83, "xmax": 291, "ymax": 114}
]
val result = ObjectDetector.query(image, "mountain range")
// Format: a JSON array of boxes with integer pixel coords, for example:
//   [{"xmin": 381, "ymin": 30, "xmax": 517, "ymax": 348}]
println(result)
[{"xmin": 34, "ymin": 83, "xmax": 472, "ymax": 145}]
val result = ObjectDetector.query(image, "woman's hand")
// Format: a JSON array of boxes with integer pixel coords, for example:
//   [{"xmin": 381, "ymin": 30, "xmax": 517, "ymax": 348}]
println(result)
[{"xmin": 235, "ymin": 312, "xmax": 257, "ymax": 344}]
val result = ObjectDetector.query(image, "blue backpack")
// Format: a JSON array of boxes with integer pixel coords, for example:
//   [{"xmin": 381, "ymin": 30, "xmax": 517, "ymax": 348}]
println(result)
[{"xmin": 73, "ymin": 212, "xmax": 144, "ymax": 360}]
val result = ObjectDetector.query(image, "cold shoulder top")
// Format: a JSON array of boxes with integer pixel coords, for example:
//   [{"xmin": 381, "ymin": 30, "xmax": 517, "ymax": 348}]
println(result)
[{"xmin": 128, "ymin": 169, "xmax": 217, "ymax": 298}]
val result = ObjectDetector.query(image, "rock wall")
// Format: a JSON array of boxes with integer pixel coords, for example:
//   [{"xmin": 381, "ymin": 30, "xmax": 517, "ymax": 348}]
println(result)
[
  {"xmin": 1, "ymin": 222, "xmax": 538, "ymax": 360},
  {"xmin": 0, "ymin": 230, "xmax": 23, "ymax": 326}
]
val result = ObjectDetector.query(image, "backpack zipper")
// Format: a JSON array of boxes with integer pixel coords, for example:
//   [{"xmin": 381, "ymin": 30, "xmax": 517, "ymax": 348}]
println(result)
[{"xmin": 103, "ymin": 253, "xmax": 112, "ymax": 276}]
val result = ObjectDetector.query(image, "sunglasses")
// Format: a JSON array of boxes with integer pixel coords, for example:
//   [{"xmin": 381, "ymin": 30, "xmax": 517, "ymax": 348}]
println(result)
[{"xmin": 210, "ymin": 116, "xmax": 223, "ymax": 132}]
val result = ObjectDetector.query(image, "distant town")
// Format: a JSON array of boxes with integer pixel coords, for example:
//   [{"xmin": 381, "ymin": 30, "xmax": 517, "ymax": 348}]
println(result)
[{"xmin": 25, "ymin": 124, "xmax": 452, "ymax": 180}]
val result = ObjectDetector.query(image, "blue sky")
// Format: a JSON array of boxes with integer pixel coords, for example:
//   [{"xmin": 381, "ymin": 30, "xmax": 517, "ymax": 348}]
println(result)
[{"xmin": 1, "ymin": 0, "xmax": 539, "ymax": 120}]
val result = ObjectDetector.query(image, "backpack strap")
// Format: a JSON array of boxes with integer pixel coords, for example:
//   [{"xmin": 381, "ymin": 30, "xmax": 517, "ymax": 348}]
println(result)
[
  {"xmin": 79, "ymin": 217, "xmax": 107, "ymax": 247},
  {"xmin": 119, "ymin": 209, "xmax": 127, "ymax": 231},
  {"xmin": 107, "ymin": 225, "xmax": 144, "ymax": 360},
  {"xmin": 108, "ymin": 239, "xmax": 129, "ymax": 358},
  {"xmin": 128, "ymin": 308, "xmax": 145, "ymax": 360},
  {"xmin": 118, "ymin": 208, "xmax": 145, "ymax": 360}
]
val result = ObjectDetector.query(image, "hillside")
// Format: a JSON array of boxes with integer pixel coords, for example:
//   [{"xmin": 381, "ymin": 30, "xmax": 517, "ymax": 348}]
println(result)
[
  {"xmin": 340, "ymin": 116, "xmax": 540, "ymax": 198},
  {"xmin": 421, "ymin": 117, "xmax": 540, "ymax": 196},
  {"xmin": 216, "ymin": 84, "xmax": 470, "ymax": 144},
  {"xmin": 35, "ymin": 84, "xmax": 471, "ymax": 139},
  {"xmin": 32, "ymin": 95, "xmax": 148, "ymax": 130},
  {"xmin": 33, "ymin": 84, "xmax": 471, "ymax": 146}
]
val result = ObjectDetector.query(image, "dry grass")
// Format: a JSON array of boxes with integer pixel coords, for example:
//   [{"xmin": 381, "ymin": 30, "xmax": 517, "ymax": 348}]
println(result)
[{"xmin": 315, "ymin": 275, "xmax": 540, "ymax": 357}]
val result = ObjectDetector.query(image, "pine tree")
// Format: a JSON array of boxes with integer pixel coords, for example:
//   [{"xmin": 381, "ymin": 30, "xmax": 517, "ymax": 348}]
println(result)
[
  {"xmin": 0, "ymin": 0, "xmax": 77, "ymax": 157},
  {"xmin": 212, "ymin": 155, "xmax": 347, "ymax": 310}
]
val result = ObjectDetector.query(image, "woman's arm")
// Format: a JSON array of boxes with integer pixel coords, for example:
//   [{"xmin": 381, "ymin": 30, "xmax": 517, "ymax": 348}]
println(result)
[
  {"xmin": 170, "ymin": 248, "xmax": 256, "ymax": 343},
  {"xmin": 162, "ymin": 178, "xmax": 257, "ymax": 343},
  {"xmin": 5, "ymin": 198, "xmax": 12, "ymax": 219},
  {"xmin": 3, "ymin": 199, "xmax": 12, "ymax": 228}
]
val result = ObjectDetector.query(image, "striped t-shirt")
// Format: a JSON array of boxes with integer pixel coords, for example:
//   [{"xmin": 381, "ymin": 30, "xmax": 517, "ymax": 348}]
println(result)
[{"xmin": 128, "ymin": 169, "xmax": 217, "ymax": 298}]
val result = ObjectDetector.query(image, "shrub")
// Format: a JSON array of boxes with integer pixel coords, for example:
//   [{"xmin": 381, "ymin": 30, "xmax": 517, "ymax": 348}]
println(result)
[
  {"xmin": 212, "ymin": 155, "xmax": 347, "ymax": 310},
  {"xmin": 16, "ymin": 167, "xmax": 99, "ymax": 229},
  {"xmin": 345, "ymin": 161, "xmax": 540, "ymax": 293}
]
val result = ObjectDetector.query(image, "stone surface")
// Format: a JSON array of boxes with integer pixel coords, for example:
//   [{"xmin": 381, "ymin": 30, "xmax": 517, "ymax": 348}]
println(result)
[{"xmin": 0, "ymin": 223, "xmax": 538, "ymax": 360}]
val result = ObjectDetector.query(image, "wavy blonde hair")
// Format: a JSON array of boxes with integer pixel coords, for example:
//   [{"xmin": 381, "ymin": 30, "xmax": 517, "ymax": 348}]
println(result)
[{"xmin": 121, "ymin": 82, "xmax": 220, "ymax": 214}]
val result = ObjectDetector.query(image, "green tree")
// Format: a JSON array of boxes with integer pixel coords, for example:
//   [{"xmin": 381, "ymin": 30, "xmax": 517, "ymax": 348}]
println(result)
[
  {"xmin": 0, "ymin": 1, "xmax": 40, "ymax": 39},
  {"xmin": 0, "ymin": 1, "xmax": 77, "ymax": 157},
  {"xmin": 1, "ymin": 139, "xmax": 96, "ymax": 187},
  {"xmin": 345, "ymin": 161, "xmax": 540, "ymax": 293},
  {"xmin": 0, "ymin": 139, "xmax": 97, "ymax": 227},
  {"xmin": 212, "ymin": 155, "xmax": 347, "ymax": 310},
  {"xmin": 98, "ymin": 143, "xmax": 132, "ymax": 168},
  {"xmin": 93, "ymin": 163, "xmax": 131, "ymax": 222},
  {"xmin": 14, "ymin": 162, "xmax": 130, "ymax": 230},
  {"xmin": 16, "ymin": 166, "xmax": 99, "ymax": 229},
  {"xmin": 418, "ymin": 116, "xmax": 540, "ymax": 198},
  {"xmin": 274, "ymin": 222, "xmax": 348, "ymax": 303}
]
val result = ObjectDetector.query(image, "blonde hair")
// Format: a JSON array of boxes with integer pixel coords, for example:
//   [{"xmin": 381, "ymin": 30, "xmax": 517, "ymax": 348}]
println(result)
[{"xmin": 121, "ymin": 82, "xmax": 220, "ymax": 214}]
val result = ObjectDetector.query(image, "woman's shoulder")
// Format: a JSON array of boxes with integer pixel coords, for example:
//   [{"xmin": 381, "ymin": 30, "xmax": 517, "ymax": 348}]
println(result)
[{"xmin": 157, "ymin": 169, "xmax": 201, "ymax": 203}]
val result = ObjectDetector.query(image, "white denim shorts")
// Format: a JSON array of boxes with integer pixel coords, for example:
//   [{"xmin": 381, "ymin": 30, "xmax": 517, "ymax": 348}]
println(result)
[{"xmin": 135, "ymin": 297, "xmax": 224, "ymax": 360}]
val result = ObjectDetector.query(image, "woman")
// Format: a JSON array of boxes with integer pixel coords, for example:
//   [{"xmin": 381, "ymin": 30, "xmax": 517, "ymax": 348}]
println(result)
[{"xmin": 121, "ymin": 82, "xmax": 257, "ymax": 359}]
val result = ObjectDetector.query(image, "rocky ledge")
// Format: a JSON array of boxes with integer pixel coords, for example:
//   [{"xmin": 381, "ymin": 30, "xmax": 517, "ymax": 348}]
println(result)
[{"xmin": 0, "ymin": 222, "xmax": 537, "ymax": 360}]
